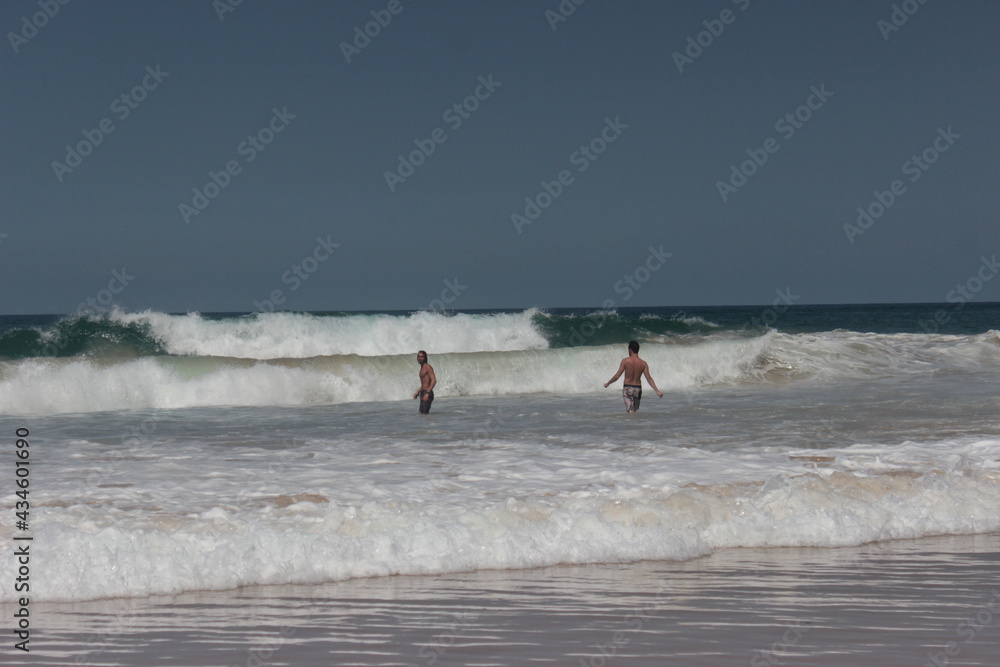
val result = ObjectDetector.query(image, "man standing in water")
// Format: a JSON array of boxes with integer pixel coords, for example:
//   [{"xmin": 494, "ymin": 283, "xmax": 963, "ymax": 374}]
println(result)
[
  {"xmin": 413, "ymin": 350, "xmax": 437, "ymax": 414},
  {"xmin": 604, "ymin": 341, "xmax": 663, "ymax": 413}
]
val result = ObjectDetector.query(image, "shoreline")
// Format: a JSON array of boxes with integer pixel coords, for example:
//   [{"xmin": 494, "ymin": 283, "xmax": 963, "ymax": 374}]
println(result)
[{"xmin": 7, "ymin": 532, "xmax": 1000, "ymax": 665}]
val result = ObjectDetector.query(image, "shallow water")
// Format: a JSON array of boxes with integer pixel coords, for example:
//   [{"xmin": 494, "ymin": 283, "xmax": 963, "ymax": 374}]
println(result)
[
  {"xmin": 4, "ymin": 372, "xmax": 1000, "ymax": 603},
  {"xmin": 13, "ymin": 533, "xmax": 1000, "ymax": 666}
]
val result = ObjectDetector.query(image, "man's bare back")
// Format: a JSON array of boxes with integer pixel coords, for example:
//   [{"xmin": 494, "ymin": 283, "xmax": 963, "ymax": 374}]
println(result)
[
  {"xmin": 604, "ymin": 341, "xmax": 662, "ymax": 412},
  {"xmin": 618, "ymin": 356, "xmax": 651, "ymax": 385}
]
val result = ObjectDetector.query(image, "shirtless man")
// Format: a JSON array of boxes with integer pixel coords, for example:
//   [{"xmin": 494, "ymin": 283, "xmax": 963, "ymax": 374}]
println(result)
[
  {"xmin": 413, "ymin": 350, "xmax": 437, "ymax": 414},
  {"xmin": 603, "ymin": 341, "xmax": 663, "ymax": 413}
]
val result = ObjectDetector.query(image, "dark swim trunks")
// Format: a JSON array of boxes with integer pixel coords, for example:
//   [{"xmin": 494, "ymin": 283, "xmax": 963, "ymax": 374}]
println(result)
[
  {"xmin": 419, "ymin": 390, "xmax": 434, "ymax": 414},
  {"xmin": 623, "ymin": 384, "xmax": 642, "ymax": 412}
]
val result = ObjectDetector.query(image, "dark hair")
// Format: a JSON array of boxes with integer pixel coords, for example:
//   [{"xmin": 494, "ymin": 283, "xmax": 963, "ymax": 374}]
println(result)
[
  {"xmin": 417, "ymin": 350, "xmax": 428, "ymax": 358},
  {"xmin": 628, "ymin": 341, "xmax": 639, "ymax": 354}
]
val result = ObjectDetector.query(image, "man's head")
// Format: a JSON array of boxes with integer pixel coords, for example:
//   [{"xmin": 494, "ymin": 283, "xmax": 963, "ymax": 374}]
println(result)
[
  {"xmin": 628, "ymin": 340, "xmax": 639, "ymax": 355},
  {"xmin": 417, "ymin": 350, "xmax": 428, "ymax": 365}
]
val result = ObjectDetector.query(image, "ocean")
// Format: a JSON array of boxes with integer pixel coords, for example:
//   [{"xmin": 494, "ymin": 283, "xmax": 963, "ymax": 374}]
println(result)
[{"xmin": 1, "ymin": 303, "xmax": 999, "ymax": 664}]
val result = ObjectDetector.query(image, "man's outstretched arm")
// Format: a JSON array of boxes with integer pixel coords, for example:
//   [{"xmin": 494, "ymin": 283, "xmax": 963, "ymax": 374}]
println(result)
[
  {"xmin": 643, "ymin": 366, "xmax": 663, "ymax": 397},
  {"xmin": 604, "ymin": 360, "xmax": 626, "ymax": 388}
]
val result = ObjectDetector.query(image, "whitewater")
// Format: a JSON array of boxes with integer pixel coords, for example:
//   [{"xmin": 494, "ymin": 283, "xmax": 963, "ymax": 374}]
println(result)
[
  {"xmin": 3, "ymin": 307, "xmax": 998, "ymax": 415},
  {"xmin": 1, "ymin": 305, "xmax": 998, "ymax": 603}
]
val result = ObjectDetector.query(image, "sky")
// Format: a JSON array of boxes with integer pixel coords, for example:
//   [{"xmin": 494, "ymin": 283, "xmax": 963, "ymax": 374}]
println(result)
[{"xmin": 1, "ymin": 0, "xmax": 998, "ymax": 314}]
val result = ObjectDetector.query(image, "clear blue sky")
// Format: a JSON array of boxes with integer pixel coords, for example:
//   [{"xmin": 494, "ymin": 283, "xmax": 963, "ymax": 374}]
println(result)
[{"xmin": 2, "ymin": 0, "xmax": 998, "ymax": 314}]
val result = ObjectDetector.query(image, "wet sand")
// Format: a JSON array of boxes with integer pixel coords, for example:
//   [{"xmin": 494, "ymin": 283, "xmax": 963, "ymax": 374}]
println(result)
[{"xmin": 8, "ymin": 533, "xmax": 1000, "ymax": 666}]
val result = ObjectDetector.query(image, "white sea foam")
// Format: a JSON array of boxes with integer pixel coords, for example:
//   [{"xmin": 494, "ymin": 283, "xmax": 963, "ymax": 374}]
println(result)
[
  {"xmin": 0, "ymin": 337, "xmax": 769, "ymax": 415},
  {"xmin": 665, "ymin": 312, "xmax": 720, "ymax": 328},
  {"xmin": 764, "ymin": 330, "xmax": 1000, "ymax": 380},
  {"xmin": 3, "ymin": 437, "xmax": 998, "ymax": 602},
  {"xmin": 113, "ymin": 309, "xmax": 549, "ymax": 358},
  {"xmin": 4, "ymin": 310, "xmax": 997, "ymax": 605},
  {"xmin": 2, "ymin": 331, "xmax": 999, "ymax": 415}
]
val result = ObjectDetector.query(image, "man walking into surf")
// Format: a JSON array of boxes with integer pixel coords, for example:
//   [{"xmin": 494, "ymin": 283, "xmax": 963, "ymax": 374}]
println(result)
[
  {"xmin": 413, "ymin": 350, "xmax": 437, "ymax": 414},
  {"xmin": 604, "ymin": 341, "xmax": 663, "ymax": 412}
]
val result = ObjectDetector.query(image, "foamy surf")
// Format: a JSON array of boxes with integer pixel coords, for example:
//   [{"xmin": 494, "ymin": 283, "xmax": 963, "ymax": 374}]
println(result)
[
  {"xmin": 2, "ymin": 304, "xmax": 998, "ymax": 605},
  {"xmin": 2, "ymin": 330, "xmax": 999, "ymax": 415},
  {"xmin": 3, "ymin": 437, "xmax": 998, "ymax": 603},
  {"xmin": 113, "ymin": 309, "xmax": 551, "ymax": 358}
]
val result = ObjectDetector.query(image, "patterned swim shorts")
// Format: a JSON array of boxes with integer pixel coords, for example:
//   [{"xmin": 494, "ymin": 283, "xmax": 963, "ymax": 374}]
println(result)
[{"xmin": 623, "ymin": 384, "xmax": 642, "ymax": 412}]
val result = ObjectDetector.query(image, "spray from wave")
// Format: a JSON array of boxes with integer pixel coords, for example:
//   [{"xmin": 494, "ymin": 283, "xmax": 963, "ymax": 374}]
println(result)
[{"xmin": 2, "ymin": 329, "xmax": 998, "ymax": 415}]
